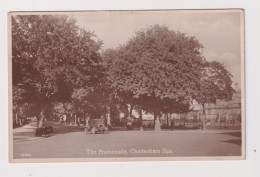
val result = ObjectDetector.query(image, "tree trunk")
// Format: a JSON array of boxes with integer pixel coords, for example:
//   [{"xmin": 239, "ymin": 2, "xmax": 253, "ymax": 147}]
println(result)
[
  {"xmin": 202, "ymin": 104, "xmax": 206, "ymax": 130},
  {"xmin": 166, "ymin": 113, "xmax": 169, "ymax": 128},
  {"xmin": 38, "ymin": 104, "xmax": 49, "ymax": 128},
  {"xmin": 19, "ymin": 117, "xmax": 23, "ymax": 126},
  {"xmin": 139, "ymin": 109, "xmax": 143, "ymax": 127},
  {"xmin": 109, "ymin": 105, "xmax": 114, "ymax": 126},
  {"xmin": 64, "ymin": 114, "xmax": 67, "ymax": 125},
  {"xmin": 15, "ymin": 113, "xmax": 19, "ymax": 126},
  {"xmin": 154, "ymin": 111, "xmax": 161, "ymax": 131},
  {"xmin": 153, "ymin": 111, "xmax": 158, "ymax": 128},
  {"xmin": 38, "ymin": 109, "xmax": 45, "ymax": 128},
  {"xmin": 77, "ymin": 116, "xmax": 80, "ymax": 126},
  {"xmin": 107, "ymin": 107, "xmax": 111, "ymax": 127},
  {"xmin": 85, "ymin": 114, "xmax": 89, "ymax": 127},
  {"xmin": 183, "ymin": 112, "xmax": 187, "ymax": 128},
  {"xmin": 218, "ymin": 114, "xmax": 221, "ymax": 129},
  {"xmin": 129, "ymin": 104, "xmax": 133, "ymax": 117}
]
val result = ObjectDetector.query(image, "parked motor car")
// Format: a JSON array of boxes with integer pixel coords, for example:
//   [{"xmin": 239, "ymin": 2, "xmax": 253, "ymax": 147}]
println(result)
[{"xmin": 85, "ymin": 118, "xmax": 106, "ymax": 134}]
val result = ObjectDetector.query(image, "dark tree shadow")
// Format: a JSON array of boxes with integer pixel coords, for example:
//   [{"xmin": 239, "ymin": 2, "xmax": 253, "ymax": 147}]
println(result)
[
  {"xmin": 52, "ymin": 126, "xmax": 85, "ymax": 135},
  {"xmin": 218, "ymin": 131, "xmax": 241, "ymax": 138},
  {"xmin": 222, "ymin": 139, "xmax": 241, "ymax": 146}
]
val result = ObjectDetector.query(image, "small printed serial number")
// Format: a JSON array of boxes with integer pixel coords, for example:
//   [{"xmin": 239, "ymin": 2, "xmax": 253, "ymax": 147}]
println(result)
[{"xmin": 20, "ymin": 153, "xmax": 32, "ymax": 157}]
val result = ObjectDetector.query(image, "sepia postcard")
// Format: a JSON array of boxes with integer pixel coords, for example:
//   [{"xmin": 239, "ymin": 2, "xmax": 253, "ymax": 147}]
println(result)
[{"xmin": 8, "ymin": 9, "xmax": 245, "ymax": 162}]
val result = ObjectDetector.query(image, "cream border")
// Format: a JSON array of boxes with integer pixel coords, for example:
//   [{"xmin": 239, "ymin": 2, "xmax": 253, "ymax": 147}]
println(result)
[{"xmin": 8, "ymin": 9, "xmax": 245, "ymax": 163}]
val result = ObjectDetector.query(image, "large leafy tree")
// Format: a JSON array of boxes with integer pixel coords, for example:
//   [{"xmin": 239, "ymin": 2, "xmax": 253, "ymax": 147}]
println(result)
[
  {"xmin": 103, "ymin": 25, "xmax": 204, "ymax": 122},
  {"xmin": 197, "ymin": 60, "xmax": 234, "ymax": 104},
  {"xmin": 195, "ymin": 60, "xmax": 235, "ymax": 129},
  {"xmin": 12, "ymin": 15, "xmax": 104, "ymax": 127}
]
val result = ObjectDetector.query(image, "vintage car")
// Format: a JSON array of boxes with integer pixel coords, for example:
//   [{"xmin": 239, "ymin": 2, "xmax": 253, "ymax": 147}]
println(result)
[{"xmin": 85, "ymin": 118, "xmax": 106, "ymax": 134}]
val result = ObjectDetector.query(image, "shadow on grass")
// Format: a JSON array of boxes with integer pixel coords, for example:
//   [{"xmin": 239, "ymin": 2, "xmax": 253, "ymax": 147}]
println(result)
[
  {"xmin": 53, "ymin": 126, "xmax": 85, "ymax": 135},
  {"xmin": 218, "ymin": 131, "xmax": 241, "ymax": 138},
  {"xmin": 53, "ymin": 126, "xmax": 113, "ymax": 135},
  {"xmin": 220, "ymin": 132, "xmax": 242, "ymax": 146},
  {"xmin": 110, "ymin": 126, "xmax": 201, "ymax": 131},
  {"xmin": 222, "ymin": 139, "xmax": 241, "ymax": 146}
]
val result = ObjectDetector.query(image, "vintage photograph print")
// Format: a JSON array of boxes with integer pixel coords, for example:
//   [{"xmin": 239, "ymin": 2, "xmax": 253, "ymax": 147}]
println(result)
[{"xmin": 9, "ymin": 10, "xmax": 245, "ymax": 162}]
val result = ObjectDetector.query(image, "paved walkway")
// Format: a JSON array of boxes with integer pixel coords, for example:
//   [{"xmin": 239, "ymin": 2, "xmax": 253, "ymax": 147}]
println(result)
[
  {"xmin": 13, "ymin": 123, "xmax": 85, "ymax": 143},
  {"xmin": 13, "ymin": 122, "xmax": 43, "ymax": 143},
  {"xmin": 13, "ymin": 124, "xmax": 239, "ymax": 143},
  {"xmin": 13, "ymin": 127, "xmax": 242, "ymax": 159}
]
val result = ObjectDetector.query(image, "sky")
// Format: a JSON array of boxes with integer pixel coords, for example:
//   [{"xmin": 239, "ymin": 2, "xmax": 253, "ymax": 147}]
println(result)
[{"xmin": 72, "ymin": 10, "xmax": 243, "ymax": 88}]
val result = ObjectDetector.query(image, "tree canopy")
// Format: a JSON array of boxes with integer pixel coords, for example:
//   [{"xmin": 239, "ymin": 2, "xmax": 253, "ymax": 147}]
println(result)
[
  {"xmin": 196, "ymin": 60, "xmax": 235, "ymax": 106},
  {"xmin": 12, "ymin": 15, "xmax": 105, "ymax": 126},
  {"xmin": 103, "ymin": 25, "xmax": 205, "ymax": 116},
  {"xmin": 12, "ymin": 18, "xmax": 235, "ymax": 128}
]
